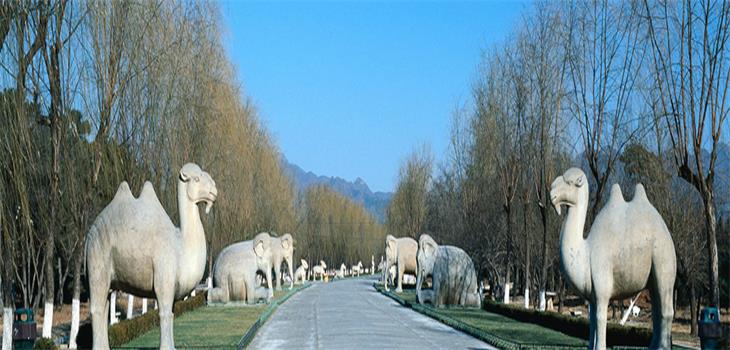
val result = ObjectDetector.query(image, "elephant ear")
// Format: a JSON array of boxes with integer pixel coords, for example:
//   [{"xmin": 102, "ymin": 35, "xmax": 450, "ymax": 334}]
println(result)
[
  {"xmin": 253, "ymin": 233, "xmax": 269, "ymax": 257},
  {"xmin": 281, "ymin": 234, "xmax": 293, "ymax": 251},
  {"xmin": 422, "ymin": 235, "xmax": 437, "ymax": 257},
  {"xmin": 386, "ymin": 236, "xmax": 397, "ymax": 254},
  {"xmin": 254, "ymin": 240, "xmax": 265, "ymax": 257}
]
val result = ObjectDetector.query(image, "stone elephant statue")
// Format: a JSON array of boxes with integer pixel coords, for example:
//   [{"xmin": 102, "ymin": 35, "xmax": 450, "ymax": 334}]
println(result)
[
  {"xmin": 416, "ymin": 234, "xmax": 481, "ymax": 308},
  {"xmin": 383, "ymin": 235, "xmax": 418, "ymax": 292},
  {"xmin": 209, "ymin": 232, "xmax": 274, "ymax": 304},
  {"xmin": 270, "ymin": 233, "xmax": 294, "ymax": 290}
]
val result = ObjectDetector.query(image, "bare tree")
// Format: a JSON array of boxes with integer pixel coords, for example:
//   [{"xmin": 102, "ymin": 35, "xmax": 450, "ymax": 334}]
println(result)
[
  {"xmin": 564, "ymin": 0, "xmax": 646, "ymax": 219},
  {"xmin": 643, "ymin": 0, "xmax": 730, "ymax": 308}
]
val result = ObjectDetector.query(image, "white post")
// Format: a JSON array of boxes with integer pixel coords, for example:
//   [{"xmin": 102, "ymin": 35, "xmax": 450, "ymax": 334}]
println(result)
[
  {"xmin": 42, "ymin": 301, "xmax": 53, "ymax": 338},
  {"xmin": 538, "ymin": 289, "xmax": 546, "ymax": 311},
  {"xmin": 620, "ymin": 292, "xmax": 642, "ymax": 326},
  {"xmin": 503, "ymin": 283, "xmax": 510, "ymax": 304},
  {"xmin": 3, "ymin": 307, "xmax": 13, "ymax": 350},
  {"xmin": 69, "ymin": 298, "xmax": 80, "ymax": 348},
  {"xmin": 141, "ymin": 298, "xmax": 148, "ymax": 314},
  {"xmin": 110, "ymin": 291, "xmax": 118, "ymax": 325},
  {"xmin": 524, "ymin": 289, "xmax": 530, "ymax": 309},
  {"xmin": 154, "ymin": 300, "xmax": 158, "ymax": 310},
  {"xmin": 126, "ymin": 294, "xmax": 134, "ymax": 319}
]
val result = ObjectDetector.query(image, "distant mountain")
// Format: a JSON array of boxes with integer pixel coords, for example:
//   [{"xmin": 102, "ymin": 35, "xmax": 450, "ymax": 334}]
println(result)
[{"xmin": 282, "ymin": 158, "xmax": 392, "ymax": 223}]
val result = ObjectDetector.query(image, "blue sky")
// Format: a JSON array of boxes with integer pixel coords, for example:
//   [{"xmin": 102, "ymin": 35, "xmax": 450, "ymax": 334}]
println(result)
[{"xmin": 221, "ymin": 1, "xmax": 528, "ymax": 192}]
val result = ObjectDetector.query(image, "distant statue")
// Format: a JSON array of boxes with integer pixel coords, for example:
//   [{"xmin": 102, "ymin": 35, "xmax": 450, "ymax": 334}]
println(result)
[
  {"xmin": 383, "ymin": 235, "xmax": 418, "ymax": 292},
  {"xmin": 416, "ymin": 234, "xmax": 481, "ymax": 308},
  {"xmin": 209, "ymin": 232, "xmax": 274, "ymax": 304},
  {"xmin": 550, "ymin": 168, "xmax": 676, "ymax": 350},
  {"xmin": 86, "ymin": 163, "xmax": 217, "ymax": 350}
]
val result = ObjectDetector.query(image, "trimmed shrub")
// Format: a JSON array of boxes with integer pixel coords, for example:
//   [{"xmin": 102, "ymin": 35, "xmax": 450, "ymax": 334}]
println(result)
[
  {"xmin": 483, "ymin": 300, "xmax": 653, "ymax": 346},
  {"xmin": 32, "ymin": 337, "xmax": 58, "ymax": 350}
]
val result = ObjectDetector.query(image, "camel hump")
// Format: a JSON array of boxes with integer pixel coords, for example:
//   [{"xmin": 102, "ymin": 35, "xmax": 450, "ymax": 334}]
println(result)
[
  {"xmin": 113, "ymin": 182, "xmax": 134, "ymax": 201},
  {"xmin": 633, "ymin": 183, "xmax": 648, "ymax": 202},
  {"xmin": 138, "ymin": 181, "xmax": 157, "ymax": 200},
  {"xmin": 609, "ymin": 184, "xmax": 625, "ymax": 203}
]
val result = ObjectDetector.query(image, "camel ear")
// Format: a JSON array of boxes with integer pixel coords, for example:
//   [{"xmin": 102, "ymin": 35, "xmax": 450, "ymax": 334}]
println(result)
[
  {"xmin": 179, "ymin": 168, "xmax": 191, "ymax": 182},
  {"xmin": 254, "ymin": 239, "xmax": 266, "ymax": 257}
]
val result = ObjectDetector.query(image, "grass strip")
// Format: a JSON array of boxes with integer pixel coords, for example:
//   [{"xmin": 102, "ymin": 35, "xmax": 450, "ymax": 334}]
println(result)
[{"xmin": 117, "ymin": 284, "xmax": 309, "ymax": 349}]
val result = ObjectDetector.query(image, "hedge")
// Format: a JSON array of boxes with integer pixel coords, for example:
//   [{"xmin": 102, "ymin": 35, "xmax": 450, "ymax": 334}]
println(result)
[
  {"xmin": 75, "ymin": 292, "xmax": 207, "ymax": 348},
  {"xmin": 482, "ymin": 300, "xmax": 652, "ymax": 347},
  {"xmin": 107, "ymin": 293, "xmax": 206, "ymax": 347}
]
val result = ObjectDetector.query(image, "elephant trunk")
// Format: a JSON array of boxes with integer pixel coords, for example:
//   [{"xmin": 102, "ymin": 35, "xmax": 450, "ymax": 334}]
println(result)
[
  {"xmin": 287, "ymin": 258, "xmax": 294, "ymax": 289},
  {"xmin": 416, "ymin": 268, "xmax": 424, "ymax": 304},
  {"xmin": 266, "ymin": 268, "xmax": 273, "ymax": 301},
  {"xmin": 382, "ymin": 266, "xmax": 390, "ymax": 291}
]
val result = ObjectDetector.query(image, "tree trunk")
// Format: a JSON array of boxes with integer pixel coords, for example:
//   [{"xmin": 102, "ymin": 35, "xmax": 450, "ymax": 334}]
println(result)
[
  {"xmin": 523, "ymin": 200, "xmax": 530, "ymax": 309},
  {"xmin": 690, "ymin": 282, "xmax": 698, "ymax": 336},
  {"xmin": 703, "ymin": 195, "xmax": 720, "ymax": 308},
  {"xmin": 539, "ymin": 205, "xmax": 549, "ymax": 311},
  {"xmin": 69, "ymin": 246, "xmax": 83, "ymax": 349},
  {"xmin": 503, "ymin": 205, "xmax": 512, "ymax": 304}
]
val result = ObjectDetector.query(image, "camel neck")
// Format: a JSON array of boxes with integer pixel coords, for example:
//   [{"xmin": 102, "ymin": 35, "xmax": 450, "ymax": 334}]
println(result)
[
  {"xmin": 559, "ymin": 192, "xmax": 591, "ymax": 296},
  {"xmin": 176, "ymin": 180, "xmax": 207, "ymax": 294}
]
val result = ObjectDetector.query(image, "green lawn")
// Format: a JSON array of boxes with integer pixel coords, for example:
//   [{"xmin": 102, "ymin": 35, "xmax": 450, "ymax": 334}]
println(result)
[
  {"xmin": 390, "ymin": 288, "xmax": 586, "ymax": 347},
  {"xmin": 118, "ymin": 289, "xmax": 293, "ymax": 349}
]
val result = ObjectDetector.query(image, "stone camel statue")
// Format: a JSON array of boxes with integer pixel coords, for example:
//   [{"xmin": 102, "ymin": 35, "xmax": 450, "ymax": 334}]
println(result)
[
  {"xmin": 270, "ymin": 233, "xmax": 294, "ymax": 290},
  {"xmin": 86, "ymin": 163, "xmax": 217, "ymax": 350},
  {"xmin": 209, "ymin": 232, "xmax": 274, "ymax": 304},
  {"xmin": 383, "ymin": 235, "xmax": 418, "ymax": 292},
  {"xmin": 416, "ymin": 234, "xmax": 481, "ymax": 308},
  {"xmin": 550, "ymin": 168, "xmax": 676, "ymax": 350},
  {"xmin": 294, "ymin": 259, "xmax": 309, "ymax": 284}
]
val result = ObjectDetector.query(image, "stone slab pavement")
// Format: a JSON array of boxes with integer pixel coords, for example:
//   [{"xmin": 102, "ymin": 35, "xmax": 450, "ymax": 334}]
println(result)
[{"xmin": 247, "ymin": 276, "xmax": 496, "ymax": 350}]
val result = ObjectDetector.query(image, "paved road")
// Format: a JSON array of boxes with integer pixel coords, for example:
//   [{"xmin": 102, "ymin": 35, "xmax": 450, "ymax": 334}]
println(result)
[{"xmin": 248, "ymin": 276, "xmax": 495, "ymax": 350}]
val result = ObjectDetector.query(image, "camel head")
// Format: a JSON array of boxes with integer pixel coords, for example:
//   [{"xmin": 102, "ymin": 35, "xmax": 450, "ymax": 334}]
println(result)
[
  {"xmin": 550, "ymin": 168, "xmax": 589, "ymax": 216},
  {"xmin": 179, "ymin": 163, "xmax": 218, "ymax": 214},
  {"xmin": 417, "ymin": 234, "xmax": 438, "ymax": 279}
]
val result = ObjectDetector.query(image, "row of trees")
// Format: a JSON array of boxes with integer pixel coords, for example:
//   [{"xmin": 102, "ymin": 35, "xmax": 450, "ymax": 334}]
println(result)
[
  {"xmin": 0, "ymin": 1, "xmax": 383, "ymax": 347},
  {"xmin": 299, "ymin": 185, "xmax": 385, "ymax": 270},
  {"xmin": 387, "ymin": 0, "xmax": 729, "ymax": 335}
]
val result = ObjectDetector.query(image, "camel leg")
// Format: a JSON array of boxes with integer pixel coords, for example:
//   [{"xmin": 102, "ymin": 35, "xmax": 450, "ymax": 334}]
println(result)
[
  {"xmin": 594, "ymin": 298, "xmax": 609, "ymax": 350},
  {"xmin": 588, "ymin": 302, "xmax": 596, "ymax": 350},
  {"xmin": 396, "ymin": 263, "xmax": 404, "ymax": 293},
  {"xmin": 89, "ymin": 269, "xmax": 110, "ymax": 350},
  {"xmin": 649, "ymin": 267, "xmax": 675, "ymax": 349},
  {"xmin": 154, "ymin": 268, "xmax": 176, "ymax": 350}
]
